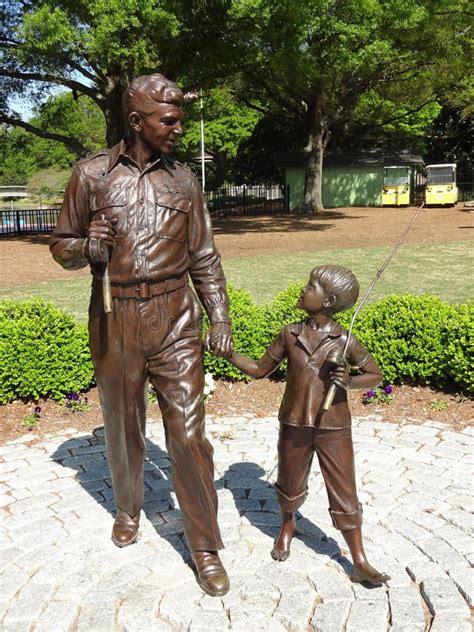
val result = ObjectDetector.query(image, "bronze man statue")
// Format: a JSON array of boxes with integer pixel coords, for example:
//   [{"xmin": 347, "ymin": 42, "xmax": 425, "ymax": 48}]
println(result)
[
  {"xmin": 223, "ymin": 265, "xmax": 390, "ymax": 586},
  {"xmin": 50, "ymin": 74, "xmax": 232, "ymax": 597}
]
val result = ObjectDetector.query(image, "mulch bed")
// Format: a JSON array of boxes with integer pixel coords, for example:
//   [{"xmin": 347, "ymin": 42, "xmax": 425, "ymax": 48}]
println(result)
[{"xmin": 1, "ymin": 380, "xmax": 472, "ymax": 445}]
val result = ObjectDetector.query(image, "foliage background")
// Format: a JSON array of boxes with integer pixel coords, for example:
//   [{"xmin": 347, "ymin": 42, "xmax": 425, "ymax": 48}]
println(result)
[{"xmin": 1, "ymin": 291, "xmax": 471, "ymax": 405}]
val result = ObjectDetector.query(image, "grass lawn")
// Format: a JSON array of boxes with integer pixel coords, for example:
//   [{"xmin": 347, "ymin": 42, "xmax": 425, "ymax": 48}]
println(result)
[{"xmin": 0, "ymin": 241, "xmax": 471, "ymax": 321}]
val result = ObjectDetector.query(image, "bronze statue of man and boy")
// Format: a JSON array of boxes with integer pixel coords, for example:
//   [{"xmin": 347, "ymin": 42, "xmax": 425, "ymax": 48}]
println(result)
[{"xmin": 51, "ymin": 73, "xmax": 389, "ymax": 597}]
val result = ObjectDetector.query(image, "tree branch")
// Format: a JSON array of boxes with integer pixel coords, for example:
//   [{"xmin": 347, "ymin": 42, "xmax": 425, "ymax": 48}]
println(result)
[
  {"xmin": 64, "ymin": 58, "xmax": 99, "ymax": 85},
  {"xmin": 357, "ymin": 98, "xmax": 438, "ymax": 129},
  {"xmin": 239, "ymin": 99, "xmax": 268, "ymax": 115},
  {"xmin": 0, "ymin": 114, "xmax": 88, "ymax": 156},
  {"xmin": 1, "ymin": 70, "xmax": 104, "ymax": 106}
]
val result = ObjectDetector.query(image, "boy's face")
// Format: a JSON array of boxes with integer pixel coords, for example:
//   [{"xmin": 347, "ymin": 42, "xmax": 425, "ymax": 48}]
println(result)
[{"xmin": 296, "ymin": 274, "xmax": 327, "ymax": 314}]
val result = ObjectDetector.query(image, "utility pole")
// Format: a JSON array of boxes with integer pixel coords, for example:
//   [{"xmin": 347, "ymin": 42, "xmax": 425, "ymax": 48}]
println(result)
[{"xmin": 200, "ymin": 90, "xmax": 206, "ymax": 192}]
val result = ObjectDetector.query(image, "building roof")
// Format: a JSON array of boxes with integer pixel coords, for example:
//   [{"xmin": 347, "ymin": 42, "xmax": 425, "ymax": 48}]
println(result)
[{"xmin": 278, "ymin": 148, "xmax": 424, "ymax": 168}]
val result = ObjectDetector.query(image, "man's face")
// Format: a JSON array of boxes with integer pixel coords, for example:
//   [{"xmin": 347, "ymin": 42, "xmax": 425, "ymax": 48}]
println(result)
[{"xmin": 135, "ymin": 102, "xmax": 183, "ymax": 155}]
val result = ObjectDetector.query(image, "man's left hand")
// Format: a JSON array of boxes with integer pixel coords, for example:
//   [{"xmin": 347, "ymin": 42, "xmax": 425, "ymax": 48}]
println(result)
[{"xmin": 205, "ymin": 322, "xmax": 233, "ymax": 357}]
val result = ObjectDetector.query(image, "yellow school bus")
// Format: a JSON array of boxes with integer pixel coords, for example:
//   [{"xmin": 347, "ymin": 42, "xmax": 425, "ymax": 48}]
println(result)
[
  {"xmin": 382, "ymin": 166, "xmax": 411, "ymax": 206},
  {"xmin": 425, "ymin": 164, "xmax": 458, "ymax": 206}
]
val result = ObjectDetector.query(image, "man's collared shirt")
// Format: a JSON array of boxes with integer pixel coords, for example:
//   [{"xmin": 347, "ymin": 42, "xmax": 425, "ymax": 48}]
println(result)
[{"xmin": 50, "ymin": 140, "xmax": 229, "ymax": 323}]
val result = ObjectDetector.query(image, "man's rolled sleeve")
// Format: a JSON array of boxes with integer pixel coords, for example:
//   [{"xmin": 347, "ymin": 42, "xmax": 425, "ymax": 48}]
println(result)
[
  {"xmin": 49, "ymin": 165, "xmax": 90, "ymax": 270},
  {"xmin": 187, "ymin": 176, "xmax": 230, "ymax": 324}
]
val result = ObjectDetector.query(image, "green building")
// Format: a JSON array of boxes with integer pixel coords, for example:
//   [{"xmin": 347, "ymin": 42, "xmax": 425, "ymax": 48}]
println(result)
[{"xmin": 281, "ymin": 149, "xmax": 423, "ymax": 210}]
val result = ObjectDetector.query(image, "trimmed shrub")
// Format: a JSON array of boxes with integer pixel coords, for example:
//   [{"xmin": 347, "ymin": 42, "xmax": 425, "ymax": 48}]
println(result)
[
  {"xmin": 351, "ymin": 295, "xmax": 457, "ymax": 388},
  {"xmin": 443, "ymin": 302, "xmax": 473, "ymax": 394},
  {"xmin": 0, "ymin": 298, "xmax": 94, "ymax": 403},
  {"xmin": 264, "ymin": 282, "xmax": 306, "ymax": 336},
  {"xmin": 1, "ymin": 291, "xmax": 472, "ymax": 404}
]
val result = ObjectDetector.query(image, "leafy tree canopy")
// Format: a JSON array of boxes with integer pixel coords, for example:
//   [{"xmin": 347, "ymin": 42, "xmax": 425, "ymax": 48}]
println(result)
[
  {"xmin": 1, "ymin": 0, "xmax": 238, "ymax": 146},
  {"xmin": 177, "ymin": 85, "xmax": 262, "ymax": 187},
  {"xmin": 229, "ymin": 0, "xmax": 473, "ymax": 210},
  {"xmin": 0, "ymin": 92, "xmax": 105, "ymax": 185}
]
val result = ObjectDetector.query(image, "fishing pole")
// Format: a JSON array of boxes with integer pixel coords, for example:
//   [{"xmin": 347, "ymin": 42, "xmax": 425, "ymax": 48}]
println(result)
[{"xmin": 322, "ymin": 202, "xmax": 425, "ymax": 411}]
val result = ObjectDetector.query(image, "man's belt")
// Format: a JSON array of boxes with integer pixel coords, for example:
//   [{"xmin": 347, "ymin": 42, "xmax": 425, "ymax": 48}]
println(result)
[{"xmin": 93, "ymin": 275, "xmax": 188, "ymax": 300}]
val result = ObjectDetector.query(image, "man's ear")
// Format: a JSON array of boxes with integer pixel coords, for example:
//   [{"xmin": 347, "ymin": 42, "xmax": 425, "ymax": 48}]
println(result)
[
  {"xmin": 128, "ymin": 112, "xmax": 142, "ymax": 132},
  {"xmin": 324, "ymin": 293, "xmax": 337, "ymax": 308}
]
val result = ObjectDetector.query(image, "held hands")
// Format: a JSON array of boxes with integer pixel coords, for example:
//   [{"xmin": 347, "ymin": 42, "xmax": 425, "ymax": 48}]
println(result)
[
  {"xmin": 330, "ymin": 364, "xmax": 352, "ymax": 391},
  {"xmin": 205, "ymin": 322, "xmax": 233, "ymax": 357}
]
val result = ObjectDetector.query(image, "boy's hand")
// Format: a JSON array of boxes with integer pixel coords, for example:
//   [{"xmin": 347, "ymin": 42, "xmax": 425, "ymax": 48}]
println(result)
[
  {"xmin": 330, "ymin": 365, "xmax": 352, "ymax": 390},
  {"xmin": 205, "ymin": 322, "xmax": 233, "ymax": 357}
]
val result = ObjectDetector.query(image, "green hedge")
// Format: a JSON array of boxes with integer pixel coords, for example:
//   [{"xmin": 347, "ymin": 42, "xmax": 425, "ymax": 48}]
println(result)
[
  {"xmin": 0, "ymin": 290, "xmax": 472, "ymax": 404},
  {"xmin": 262, "ymin": 286, "xmax": 472, "ymax": 393},
  {"xmin": 0, "ymin": 299, "xmax": 94, "ymax": 403}
]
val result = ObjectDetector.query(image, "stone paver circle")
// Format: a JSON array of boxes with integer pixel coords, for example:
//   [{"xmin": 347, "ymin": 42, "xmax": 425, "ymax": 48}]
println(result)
[{"xmin": 0, "ymin": 414, "xmax": 472, "ymax": 631}]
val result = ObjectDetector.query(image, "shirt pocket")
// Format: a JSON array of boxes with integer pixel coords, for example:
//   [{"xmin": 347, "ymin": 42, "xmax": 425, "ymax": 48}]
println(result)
[
  {"xmin": 154, "ymin": 190, "xmax": 189, "ymax": 243},
  {"xmin": 89, "ymin": 187, "xmax": 129, "ymax": 236}
]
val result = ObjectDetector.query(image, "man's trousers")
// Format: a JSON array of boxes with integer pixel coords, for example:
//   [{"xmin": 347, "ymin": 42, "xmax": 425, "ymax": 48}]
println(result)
[
  {"xmin": 88, "ymin": 281, "xmax": 224, "ymax": 551},
  {"xmin": 275, "ymin": 424, "xmax": 363, "ymax": 532}
]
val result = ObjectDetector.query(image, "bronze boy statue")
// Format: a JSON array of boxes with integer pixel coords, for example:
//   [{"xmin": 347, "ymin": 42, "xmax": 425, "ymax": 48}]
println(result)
[{"xmin": 222, "ymin": 265, "xmax": 390, "ymax": 585}]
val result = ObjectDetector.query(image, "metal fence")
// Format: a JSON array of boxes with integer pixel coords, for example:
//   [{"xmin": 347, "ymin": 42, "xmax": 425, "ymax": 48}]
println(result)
[
  {"xmin": 205, "ymin": 184, "xmax": 287, "ymax": 220},
  {"xmin": 0, "ymin": 185, "xmax": 288, "ymax": 236},
  {"xmin": 0, "ymin": 208, "xmax": 60, "ymax": 236},
  {"xmin": 457, "ymin": 170, "xmax": 474, "ymax": 202}
]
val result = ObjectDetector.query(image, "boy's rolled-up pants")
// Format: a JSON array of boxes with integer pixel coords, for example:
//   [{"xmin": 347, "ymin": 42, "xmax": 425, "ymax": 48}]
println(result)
[
  {"xmin": 88, "ymin": 280, "xmax": 223, "ymax": 552},
  {"xmin": 275, "ymin": 424, "xmax": 363, "ymax": 532}
]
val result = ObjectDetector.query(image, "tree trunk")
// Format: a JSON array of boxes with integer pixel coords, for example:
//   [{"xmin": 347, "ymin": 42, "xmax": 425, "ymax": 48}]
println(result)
[
  {"xmin": 214, "ymin": 151, "xmax": 227, "ymax": 189},
  {"xmin": 104, "ymin": 69, "xmax": 130, "ymax": 147},
  {"xmin": 302, "ymin": 104, "xmax": 330, "ymax": 214}
]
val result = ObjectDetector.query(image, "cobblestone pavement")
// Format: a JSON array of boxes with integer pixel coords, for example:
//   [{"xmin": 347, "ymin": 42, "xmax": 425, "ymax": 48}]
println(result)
[{"xmin": 0, "ymin": 413, "xmax": 472, "ymax": 632}]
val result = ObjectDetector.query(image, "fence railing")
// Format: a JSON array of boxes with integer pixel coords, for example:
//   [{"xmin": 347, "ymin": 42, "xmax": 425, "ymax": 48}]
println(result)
[
  {"xmin": 0, "ymin": 185, "xmax": 288, "ymax": 236},
  {"xmin": 457, "ymin": 170, "xmax": 474, "ymax": 202},
  {"xmin": 205, "ymin": 184, "xmax": 287, "ymax": 220},
  {"xmin": 0, "ymin": 208, "xmax": 60, "ymax": 236}
]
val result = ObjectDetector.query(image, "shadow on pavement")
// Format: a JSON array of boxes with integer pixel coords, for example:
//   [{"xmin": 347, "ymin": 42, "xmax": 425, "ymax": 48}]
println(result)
[
  {"xmin": 51, "ymin": 430, "xmax": 190, "ymax": 563},
  {"xmin": 218, "ymin": 461, "xmax": 354, "ymax": 578}
]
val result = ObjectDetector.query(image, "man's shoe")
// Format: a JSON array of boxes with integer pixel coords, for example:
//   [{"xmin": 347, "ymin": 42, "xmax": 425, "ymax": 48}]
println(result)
[
  {"xmin": 111, "ymin": 510, "xmax": 140, "ymax": 548},
  {"xmin": 191, "ymin": 551, "xmax": 230, "ymax": 597}
]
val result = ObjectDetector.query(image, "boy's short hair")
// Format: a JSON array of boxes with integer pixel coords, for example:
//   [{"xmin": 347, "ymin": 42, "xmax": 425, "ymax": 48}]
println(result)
[{"xmin": 310, "ymin": 265, "xmax": 359, "ymax": 313}]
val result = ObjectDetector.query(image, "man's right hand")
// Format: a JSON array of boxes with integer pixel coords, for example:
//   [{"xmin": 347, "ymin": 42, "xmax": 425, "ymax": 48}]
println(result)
[
  {"xmin": 86, "ymin": 217, "xmax": 117, "ymax": 263},
  {"xmin": 88, "ymin": 216, "xmax": 117, "ymax": 246}
]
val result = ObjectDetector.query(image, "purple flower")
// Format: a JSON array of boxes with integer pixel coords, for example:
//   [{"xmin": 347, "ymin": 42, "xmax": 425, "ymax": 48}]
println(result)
[
  {"xmin": 366, "ymin": 389, "xmax": 375, "ymax": 399},
  {"xmin": 383, "ymin": 385, "xmax": 393, "ymax": 395},
  {"xmin": 34, "ymin": 406, "xmax": 42, "ymax": 414},
  {"xmin": 66, "ymin": 392, "xmax": 79, "ymax": 401}
]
